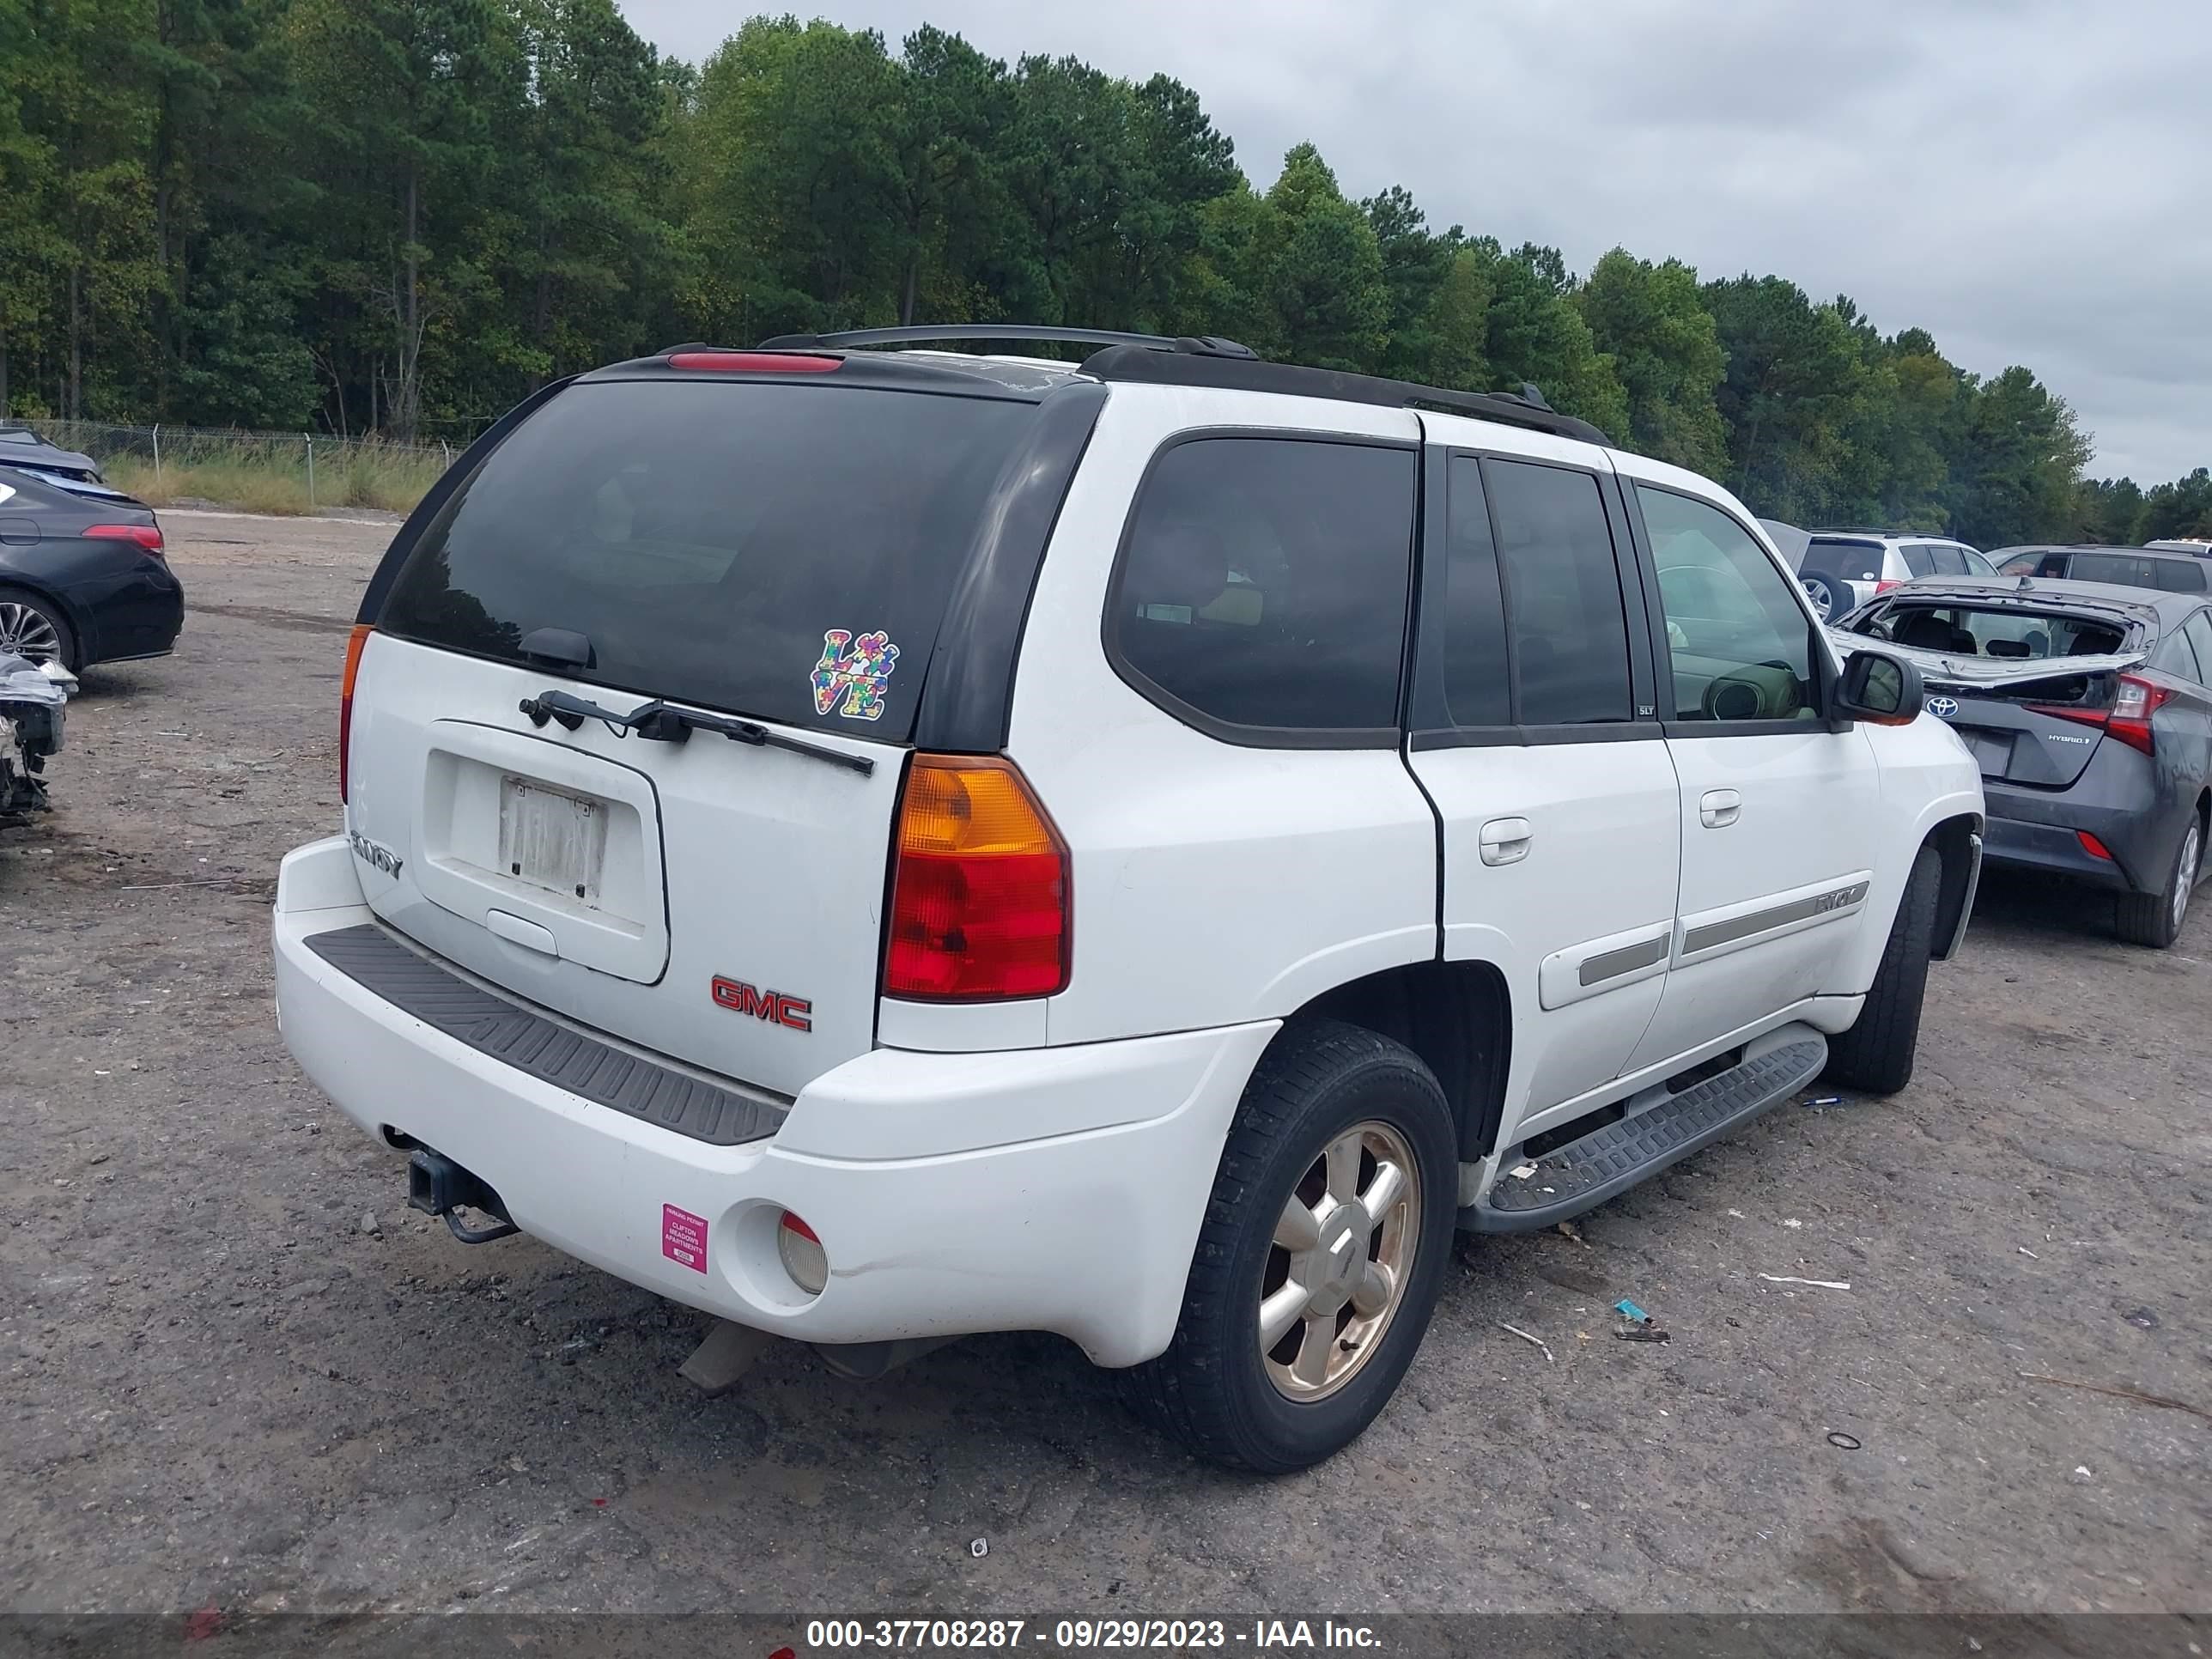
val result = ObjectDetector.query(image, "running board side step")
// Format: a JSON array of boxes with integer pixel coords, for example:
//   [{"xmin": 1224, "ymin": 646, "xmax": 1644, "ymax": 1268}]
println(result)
[{"xmin": 1462, "ymin": 1032, "xmax": 1828, "ymax": 1234}]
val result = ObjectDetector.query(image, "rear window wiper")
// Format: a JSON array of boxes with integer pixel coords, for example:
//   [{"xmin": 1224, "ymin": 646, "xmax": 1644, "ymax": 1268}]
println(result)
[{"xmin": 519, "ymin": 689, "xmax": 874, "ymax": 775}]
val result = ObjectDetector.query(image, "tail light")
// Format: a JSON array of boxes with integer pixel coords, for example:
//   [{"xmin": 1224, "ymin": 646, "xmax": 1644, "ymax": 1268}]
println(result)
[
  {"xmin": 2031, "ymin": 672, "xmax": 2169, "ymax": 757},
  {"xmin": 2078, "ymin": 830, "xmax": 2115, "ymax": 861},
  {"xmin": 777, "ymin": 1212, "xmax": 827, "ymax": 1296},
  {"xmin": 339, "ymin": 623, "xmax": 372, "ymax": 803},
  {"xmin": 1874, "ymin": 579, "xmax": 1900, "ymax": 596},
  {"xmin": 885, "ymin": 755, "xmax": 1069, "ymax": 1000},
  {"xmin": 82, "ymin": 522, "xmax": 164, "ymax": 556},
  {"xmin": 2108, "ymin": 673, "xmax": 2170, "ymax": 756}
]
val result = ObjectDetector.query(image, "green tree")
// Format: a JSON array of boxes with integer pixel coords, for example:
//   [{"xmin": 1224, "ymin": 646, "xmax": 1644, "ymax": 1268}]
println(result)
[
  {"xmin": 2142, "ymin": 467, "xmax": 2212, "ymax": 540},
  {"xmin": 1704, "ymin": 275, "xmax": 1869, "ymax": 520},
  {"xmin": 1943, "ymin": 366, "xmax": 2094, "ymax": 549},
  {"xmin": 1261, "ymin": 144, "xmax": 1388, "ymax": 372},
  {"xmin": 1471, "ymin": 240, "xmax": 1627, "ymax": 438},
  {"xmin": 1577, "ymin": 248, "xmax": 1726, "ymax": 473}
]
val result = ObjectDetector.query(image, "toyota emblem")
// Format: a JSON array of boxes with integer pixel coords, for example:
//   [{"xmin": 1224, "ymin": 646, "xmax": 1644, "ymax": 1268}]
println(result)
[{"xmin": 1925, "ymin": 696, "xmax": 1959, "ymax": 717}]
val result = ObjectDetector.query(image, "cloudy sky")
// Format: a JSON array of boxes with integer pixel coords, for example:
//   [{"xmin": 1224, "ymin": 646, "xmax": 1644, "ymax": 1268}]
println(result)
[{"xmin": 618, "ymin": 0, "xmax": 2209, "ymax": 483}]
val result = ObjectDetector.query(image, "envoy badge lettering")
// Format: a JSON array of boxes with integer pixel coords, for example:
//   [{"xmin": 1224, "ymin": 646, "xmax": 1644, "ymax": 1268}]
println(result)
[
  {"xmin": 711, "ymin": 976, "xmax": 812, "ymax": 1032},
  {"xmin": 348, "ymin": 830, "xmax": 404, "ymax": 879}
]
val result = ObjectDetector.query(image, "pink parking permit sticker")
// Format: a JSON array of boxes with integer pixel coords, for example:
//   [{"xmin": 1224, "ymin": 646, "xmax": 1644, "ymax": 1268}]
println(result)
[{"xmin": 661, "ymin": 1203, "xmax": 708, "ymax": 1273}]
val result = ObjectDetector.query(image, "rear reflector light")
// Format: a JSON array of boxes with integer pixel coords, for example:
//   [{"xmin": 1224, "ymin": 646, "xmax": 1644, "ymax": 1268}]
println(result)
[
  {"xmin": 2078, "ymin": 830, "xmax": 2115, "ymax": 861},
  {"xmin": 339, "ymin": 623, "xmax": 372, "ymax": 804},
  {"xmin": 82, "ymin": 522, "xmax": 163, "ymax": 556},
  {"xmin": 777, "ymin": 1211, "xmax": 827, "ymax": 1295},
  {"xmin": 885, "ymin": 755, "xmax": 1069, "ymax": 1000},
  {"xmin": 667, "ymin": 350, "xmax": 840, "ymax": 373}
]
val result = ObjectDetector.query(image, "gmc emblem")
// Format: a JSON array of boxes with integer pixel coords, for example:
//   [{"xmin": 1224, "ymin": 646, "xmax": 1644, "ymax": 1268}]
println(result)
[{"xmin": 710, "ymin": 975, "xmax": 812, "ymax": 1032}]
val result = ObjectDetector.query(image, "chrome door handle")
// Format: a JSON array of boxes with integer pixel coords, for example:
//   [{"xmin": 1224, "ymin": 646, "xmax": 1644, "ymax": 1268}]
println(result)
[
  {"xmin": 1479, "ymin": 817, "xmax": 1532, "ymax": 866},
  {"xmin": 1699, "ymin": 789, "xmax": 1741, "ymax": 829}
]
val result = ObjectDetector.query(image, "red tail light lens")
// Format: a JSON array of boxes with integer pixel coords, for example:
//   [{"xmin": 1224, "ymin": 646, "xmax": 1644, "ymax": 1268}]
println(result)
[
  {"xmin": 2108, "ymin": 673, "xmax": 2169, "ymax": 756},
  {"xmin": 2030, "ymin": 672, "xmax": 2168, "ymax": 757},
  {"xmin": 339, "ymin": 624, "xmax": 372, "ymax": 803},
  {"xmin": 666, "ymin": 351, "xmax": 840, "ymax": 373},
  {"xmin": 1874, "ymin": 579, "xmax": 1900, "ymax": 595},
  {"xmin": 82, "ymin": 522, "xmax": 164, "ymax": 556},
  {"xmin": 2077, "ymin": 830, "xmax": 2115, "ymax": 861},
  {"xmin": 885, "ymin": 755, "xmax": 1069, "ymax": 1000}
]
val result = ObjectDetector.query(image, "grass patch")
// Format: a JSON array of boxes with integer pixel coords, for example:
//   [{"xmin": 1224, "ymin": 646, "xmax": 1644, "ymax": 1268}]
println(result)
[{"xmin": 105, "ymin": 443, "xmax": 448, "ymax": 517}]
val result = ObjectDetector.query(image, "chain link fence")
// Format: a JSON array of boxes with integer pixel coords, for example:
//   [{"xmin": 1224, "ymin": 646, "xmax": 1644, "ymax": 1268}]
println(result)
[{"xmin": 2, "ymin": 419, "xmax": 455, "ymax": 514}]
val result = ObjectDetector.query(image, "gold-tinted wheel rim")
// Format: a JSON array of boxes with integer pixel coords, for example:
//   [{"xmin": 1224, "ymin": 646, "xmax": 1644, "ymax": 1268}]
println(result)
[{"xmin": 1258, "ymin": 1120, "xmax": 1419, "ymax": 1401}]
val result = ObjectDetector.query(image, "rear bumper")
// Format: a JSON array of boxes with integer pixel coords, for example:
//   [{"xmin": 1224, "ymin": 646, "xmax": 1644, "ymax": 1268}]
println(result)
[
  {"xmin": 62, "ymin": 555, "xmax": 183, "ymax": 665},
  {"xmin": 1983, "ymin": 764, "xmax": 2166, "ymax": 894},
  {"xmin": 272, "ymin": 836, "xmax": 1274, "ymax": 1367}
]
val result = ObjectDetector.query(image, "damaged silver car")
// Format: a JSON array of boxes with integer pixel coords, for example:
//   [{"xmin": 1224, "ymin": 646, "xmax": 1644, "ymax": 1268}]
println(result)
[{"xmin": 0, "ymin": 650, "xmax": 73, "ymax": 823}]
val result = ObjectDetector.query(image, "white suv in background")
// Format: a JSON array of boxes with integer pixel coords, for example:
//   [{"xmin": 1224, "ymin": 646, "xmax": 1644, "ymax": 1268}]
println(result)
[
  {"xmin": 1797, "ymin": 528, "xmax": 1997, "ymax": 621},
  {"xmin": 273, "ymin": 328, "xmax": 1984, "ymax": 1471}
]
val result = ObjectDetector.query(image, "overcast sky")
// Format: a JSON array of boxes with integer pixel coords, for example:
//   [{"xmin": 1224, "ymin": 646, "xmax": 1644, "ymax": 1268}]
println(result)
[{"xmin": 619, "ymin": 0, "xmax": 2209, "ymax": 483}]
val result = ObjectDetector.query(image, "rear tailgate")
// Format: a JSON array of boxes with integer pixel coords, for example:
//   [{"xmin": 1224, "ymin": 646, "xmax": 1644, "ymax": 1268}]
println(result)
[{"xmin": 346, "ymin": 372, "xmax": 1040, "ymax": 1097}]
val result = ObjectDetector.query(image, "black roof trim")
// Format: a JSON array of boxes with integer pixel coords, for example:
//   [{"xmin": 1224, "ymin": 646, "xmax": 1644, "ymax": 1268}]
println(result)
[
  {"xmin": 1077, "ymin": 345, "xmax": 1613, "ymax": 446},
  {"xmin": 757, "ymin": 325, "xmax": 1258, "ymax": 360},
  {"xmin": 583, "ymin": 350, "xmax": 1059, "ymax": 399}
]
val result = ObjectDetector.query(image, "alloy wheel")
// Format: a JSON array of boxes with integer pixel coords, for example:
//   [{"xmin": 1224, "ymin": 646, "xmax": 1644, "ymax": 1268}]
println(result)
[
  {"xmin": 1258, "ymin": 1120, "xmax": 1420, "ymax": 1401},
  {"xmin": 0, "ymin": 601, "xmax": 61, "ymax": 665},
  {"xmin": 2173, "ymin": 821, "xmax": 2201, "ymax": 936}
]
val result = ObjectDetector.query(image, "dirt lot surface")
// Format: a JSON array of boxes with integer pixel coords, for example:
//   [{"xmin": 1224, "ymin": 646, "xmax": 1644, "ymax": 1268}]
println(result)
[{"xmin": 3, "ymin": 509, "xmax": 2207, "ymax": 1620}]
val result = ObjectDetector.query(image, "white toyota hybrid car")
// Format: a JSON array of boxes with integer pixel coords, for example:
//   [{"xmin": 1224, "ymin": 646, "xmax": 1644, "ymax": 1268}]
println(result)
[{"xmin": 273, "ymin": 327, "xmax": 1984, "ymax": 1471}]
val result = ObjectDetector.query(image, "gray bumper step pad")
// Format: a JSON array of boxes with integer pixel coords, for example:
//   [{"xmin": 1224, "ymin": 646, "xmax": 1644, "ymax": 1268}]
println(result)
[
  {"xmin": 303, "ymin": 923, "xmax": 788, "ymax": 1147},
  {"xmin": 1465, "ymin": 1036, "xmax": 1827, "ymax": 1234}
]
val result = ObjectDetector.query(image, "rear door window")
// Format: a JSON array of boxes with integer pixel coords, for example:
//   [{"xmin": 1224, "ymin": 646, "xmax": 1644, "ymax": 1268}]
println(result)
[
  {"xmin": 2071, "ymin": 552, "xmax": 2160, "ymax": 589},
  {"xmin": 1901, "ymin": 544, "xmax": 1939, "ymax": 578},
  {"xmin": 1439, "ymin": 455, "xmax": 1511, "ymax": 727},
  {"xmin": 378, "ymin": 379, "xmax": 1036, "ymax": 739},
  {"xmin": 2154, "ymin": 559, "xmax": 2209, "ymax": 592},
  {"xmin": 1929, "ymin": 544, "xmax": 1972, "ymax": 576},
  {"xmin": 1110, "ymin": 436, "xmax": 1415, "ymax": 738},
  {"xmin": 1485, "ymin": 459, "xmax": 1632, "ymax": 725}
]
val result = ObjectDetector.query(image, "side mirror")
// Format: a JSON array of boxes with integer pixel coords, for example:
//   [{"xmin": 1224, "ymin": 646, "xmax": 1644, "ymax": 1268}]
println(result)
[{"xmin": 1831, "ymin": 648, "xmax": 1924, "ymax": 726}]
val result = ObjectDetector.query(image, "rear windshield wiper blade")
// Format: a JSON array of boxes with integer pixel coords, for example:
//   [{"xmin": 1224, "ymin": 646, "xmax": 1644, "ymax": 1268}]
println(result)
[{"xmin": 518, "ymin": 689, "xmax": 874, "ymax": 775}]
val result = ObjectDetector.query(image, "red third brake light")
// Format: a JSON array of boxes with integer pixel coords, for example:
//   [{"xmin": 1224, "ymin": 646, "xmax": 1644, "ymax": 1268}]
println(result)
[
  {"xmin": 885, "ymin": 755, "xmax": 1069, "ymax": 1000},
  {"xmin": 339, "ymin": 623, "xmax": 372, "ymax": 804},
  {"xmin": 82, "ymin": 523, "xmax": 164, "ymax": 556},
  {"xmin": 667, "ymin": 351, "xmax": 841, "ymax": 374}
]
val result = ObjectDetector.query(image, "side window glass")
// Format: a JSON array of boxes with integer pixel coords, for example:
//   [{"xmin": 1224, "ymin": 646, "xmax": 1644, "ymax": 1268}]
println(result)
[
  {"xmin": 2038, "ymin": 555, "xmax": 2069, "ymax": 577},
  {"xmin": 1930, "ymin": 544, "xmax": 1971, "ymax": 576},
  {"xmin": 1960, "ymin": 549, "xmax": 1997, "ymax": 577},
  {"xmin": 2155, "ymin": 560, "xmax": 2207, "ymax": 593},
  {"xmin": 1483, "ymin": 459, "xmax": 1632, "ymax": 725},
  {"xmin": 1440, "ymin": 455, "xmax": 1510, "ymax": 727},
  {"xmin": 1638, "ymin": 485, "xmax": 1817, "ymax": 723},
  {"xmin": 1112, "ymin": 437, "xmax": 1415, "ymax": 735},
  {"xmin": 2185, "ymin": 613, "xmax": 2212, "ymax": 684},
  {"xmin": 1902, "ymin": 544, "xmax": 1938, "ymax": 578}
]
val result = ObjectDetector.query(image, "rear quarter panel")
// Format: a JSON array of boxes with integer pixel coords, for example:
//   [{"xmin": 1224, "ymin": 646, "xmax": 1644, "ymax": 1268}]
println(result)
[{"xmin": 1002, "ymin": 384, "xmax": 1439, "ymax": 1048}]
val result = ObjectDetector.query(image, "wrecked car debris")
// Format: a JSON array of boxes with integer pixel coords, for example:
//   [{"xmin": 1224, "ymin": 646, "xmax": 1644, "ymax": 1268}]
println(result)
[{"xmin": 0, "ymin": 651, "xmax": 72, "ymax": 823}]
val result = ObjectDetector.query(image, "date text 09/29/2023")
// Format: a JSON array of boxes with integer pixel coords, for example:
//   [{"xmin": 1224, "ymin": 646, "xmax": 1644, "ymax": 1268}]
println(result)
[{"xmin": 799, "ymin": 1620, "xmax": 1383, "ymax": 1651}]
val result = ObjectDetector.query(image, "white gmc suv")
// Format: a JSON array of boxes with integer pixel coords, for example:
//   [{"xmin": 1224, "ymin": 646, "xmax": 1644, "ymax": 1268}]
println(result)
[{"xmin": 272, "ymin": 327, "xmax": 1984, "ymax": 1472}]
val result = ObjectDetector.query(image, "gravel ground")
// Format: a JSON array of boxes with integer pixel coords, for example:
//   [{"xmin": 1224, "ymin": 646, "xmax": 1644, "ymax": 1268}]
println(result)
[{"xmin": 2, "ymin": 509, "xmax": 2207, "ymax": 1620}]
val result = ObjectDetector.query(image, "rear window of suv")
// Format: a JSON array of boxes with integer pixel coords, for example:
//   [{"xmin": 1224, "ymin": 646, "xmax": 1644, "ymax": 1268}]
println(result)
[{"xmin": 378, "ymin": 379, "xmax": 1035, "ymax": 739}]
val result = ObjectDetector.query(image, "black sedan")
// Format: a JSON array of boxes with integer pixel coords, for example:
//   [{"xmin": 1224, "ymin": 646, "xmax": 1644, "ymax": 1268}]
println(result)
[
  {"xmin": 1834, "ymin": 578, "xmax": 2212, "ymax": 948},
  {"xmin": 0, "ymin": 465, "xmax": 183, "ymax": 672}
]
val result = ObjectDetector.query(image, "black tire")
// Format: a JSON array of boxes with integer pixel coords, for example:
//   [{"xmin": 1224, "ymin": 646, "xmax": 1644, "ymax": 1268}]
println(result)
[
  {"xmin": 1823, "ymin": 846, "xmax": 1941, "ymax": 1095},
  {"xmin": 2115, "ymin": 811, "xmax": 2203, "ymax": 950},
  {"xmin": 1121, "ymin": 1018, "xmax": 1457, "ymax": 1474},
  {"xmin": 0, "ymin": 587, "xmax": 77, "ymax": 673}
]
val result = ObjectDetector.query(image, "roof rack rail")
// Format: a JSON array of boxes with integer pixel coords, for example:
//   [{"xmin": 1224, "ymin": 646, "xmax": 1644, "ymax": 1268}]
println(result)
[
  {"xmin": 1077, "ymin": 345, "xmax": 1611, "ymax": 446},
  {"xmin": 755, "ymin": 325, "xmax": 1257, "ymax": 360}
]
